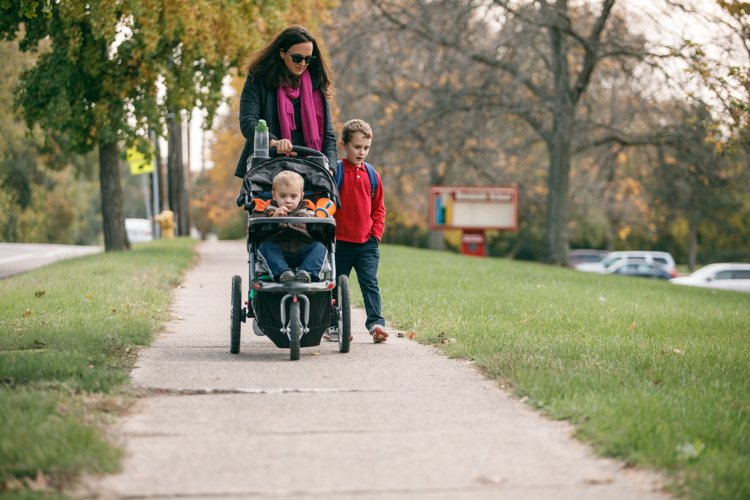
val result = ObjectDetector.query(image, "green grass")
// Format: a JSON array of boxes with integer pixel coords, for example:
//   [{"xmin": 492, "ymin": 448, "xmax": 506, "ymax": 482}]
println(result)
[
  {"xmin": 372, "ymin": 245, "xmax": 750, "ymax": 500},
  {"xmin": 0, "ymin": 238, "xmax": 195, "ymax": 492}
]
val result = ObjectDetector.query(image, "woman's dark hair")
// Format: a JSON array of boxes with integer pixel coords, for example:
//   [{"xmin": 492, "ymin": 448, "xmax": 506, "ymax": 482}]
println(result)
[{"xmin": 244, "ymin": 26, "xmax": 333, "ymax": 98}]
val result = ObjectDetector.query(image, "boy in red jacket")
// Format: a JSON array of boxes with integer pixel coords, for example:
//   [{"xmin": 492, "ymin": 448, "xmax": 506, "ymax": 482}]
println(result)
[{"xmin": 326, "ymin": 119, "xmax": 388, "ymax": 343}]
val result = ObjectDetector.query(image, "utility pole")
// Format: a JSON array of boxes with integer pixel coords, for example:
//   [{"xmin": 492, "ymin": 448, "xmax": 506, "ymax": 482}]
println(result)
[{"xmin": 183, "ymin": 111, "xmax": 192, "ymax": 236}]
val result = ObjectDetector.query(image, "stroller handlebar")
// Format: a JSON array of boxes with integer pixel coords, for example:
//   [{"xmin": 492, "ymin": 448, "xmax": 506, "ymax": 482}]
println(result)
[{"xmin": 268, "ymin": 145, "xmax": 326, "ymax": 158}]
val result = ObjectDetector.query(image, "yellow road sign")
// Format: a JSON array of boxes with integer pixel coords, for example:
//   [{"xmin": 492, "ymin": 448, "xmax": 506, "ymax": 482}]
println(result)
[{"xmin": 127, "ymin": 147, "xmax": 154, "ymax": 175}]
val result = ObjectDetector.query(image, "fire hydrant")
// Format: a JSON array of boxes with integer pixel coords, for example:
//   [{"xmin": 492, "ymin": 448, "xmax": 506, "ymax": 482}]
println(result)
[{"xmin": 154, "ymin": 209, "xmax": 175, "ymax": 239}]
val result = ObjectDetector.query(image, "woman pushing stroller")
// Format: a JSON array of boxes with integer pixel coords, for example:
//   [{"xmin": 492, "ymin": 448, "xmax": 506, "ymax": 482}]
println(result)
[{"xmin": 234, "ymin": 26, "xmax": 336, "ymax": 180}]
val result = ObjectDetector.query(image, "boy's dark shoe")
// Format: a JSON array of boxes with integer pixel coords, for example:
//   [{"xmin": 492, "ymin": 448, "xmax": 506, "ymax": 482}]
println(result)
[
  {"xmin": 369, "ymin": 324, "xmax": 388, "ymax": 343},
  {"xmin": 295, "ymin": 270, "xmax": 311, "ymax": 282},
  {"xmin": 278, "ymin": 270, "xmax": 295, "ymax": 283}
]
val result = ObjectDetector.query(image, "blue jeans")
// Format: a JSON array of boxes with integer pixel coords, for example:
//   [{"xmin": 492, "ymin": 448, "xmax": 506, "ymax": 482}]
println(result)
[
  {"xmin": 258, "ymin": 241, "xmax": 327, "ymax": 280},
  {"xmin": 335, "ymin": 236, "xmax": 384, "ymax": 330}
]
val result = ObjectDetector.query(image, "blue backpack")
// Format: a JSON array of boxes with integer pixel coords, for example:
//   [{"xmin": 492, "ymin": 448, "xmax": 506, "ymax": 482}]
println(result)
[{"xmin": 335, "ymin": 160, "xmax": 379, "ymax": 198}]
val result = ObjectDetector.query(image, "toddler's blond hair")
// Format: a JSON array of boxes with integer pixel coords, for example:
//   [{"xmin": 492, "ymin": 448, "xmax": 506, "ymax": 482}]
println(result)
[{"xmin": 272, "ymin": 170, "xmax": 304, "ymax": 194}]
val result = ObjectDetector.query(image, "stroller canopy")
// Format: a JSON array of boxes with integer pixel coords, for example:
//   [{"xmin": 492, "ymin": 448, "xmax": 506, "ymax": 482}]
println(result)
[{"xmin": 239, "ymin": 156, "xmax": 340, "ymax": 209}]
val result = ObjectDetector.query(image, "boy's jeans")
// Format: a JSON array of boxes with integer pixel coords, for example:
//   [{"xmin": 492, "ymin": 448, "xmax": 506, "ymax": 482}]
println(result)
[
  {"xmin": 258, "ymin": 241, "xmax": 327, "ymax": 279},
  {"xmin": 335, "ymin": 236, "xmax": 384, "ymax": 330}
]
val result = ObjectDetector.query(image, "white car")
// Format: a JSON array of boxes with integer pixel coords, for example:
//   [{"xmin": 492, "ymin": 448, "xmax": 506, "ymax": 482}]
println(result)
[
  {"xmin": 125, "ymin": 218, "xmax": 154, "ymax": 243},
  {"xmin": 670, "ymin": 263, "xmax": 750, "ymax": 293},
  {"xmin": 576, "ymin": 251, "xmax": 677, "ymax": 278}
]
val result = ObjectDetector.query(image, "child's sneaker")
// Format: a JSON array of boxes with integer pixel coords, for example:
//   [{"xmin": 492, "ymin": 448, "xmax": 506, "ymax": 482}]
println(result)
[
  {"xmin": 278, "ymin": 270, "xmax": 295, "ymax": 283},
  {"xmin": 369, "ymin": 324, "xmax": 388, "ymax": 343},
  {"xmin": 295, "ymin": 270, "xmax": 311, "ymax": 282},
  {"xmin": 322, "ymin": 326, "xmax": 339, "ymax": 342}
]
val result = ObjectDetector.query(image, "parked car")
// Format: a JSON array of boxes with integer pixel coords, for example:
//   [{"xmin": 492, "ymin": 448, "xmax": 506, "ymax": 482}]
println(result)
[
  {"xmin": 670, "ymin": 263, "xmax": 750, "ymax": 293},
  {"xmin": 125, "ymin": 218, "xmax": 153, "ymax": 243},
  {"xmin": 604, "ymin": 259, "xmax": 673, "ymax": 280},
  {"xmin": 569, "ymin": 249, "xmax": 609, "ymax": 266},
  {"xmin": 576, "ymin": 251, "xmax": 678, "ymax": 277}
]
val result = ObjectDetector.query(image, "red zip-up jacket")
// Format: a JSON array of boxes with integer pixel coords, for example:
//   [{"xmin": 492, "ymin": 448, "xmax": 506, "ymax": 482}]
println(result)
[{"xmin": 334, "ymin": 158, "xmax": 385, "ymax": 243}]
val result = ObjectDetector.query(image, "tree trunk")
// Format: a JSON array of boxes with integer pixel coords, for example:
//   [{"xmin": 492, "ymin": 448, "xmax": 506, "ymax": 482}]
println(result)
[
  {"xmin": 688, "ymin": 215, "xmax": 698, "ymax": 272},
  {"xmin": 99, "ymin": 141, "xmax": 130, "ymax": 251},
  {"xmin": 168, "ymin": 110, "xmax": 184, "ymax": 234},
  {"xmin": 542, "ymin": 111, "xmax": 574, "ymax": 265},
  {"xmin": 426, "ymin": 230, "xmax": 445, "ymax": 250},
  {"xmin": 505, "ymin": 235, "xmax": 524, "ymax": 260}
]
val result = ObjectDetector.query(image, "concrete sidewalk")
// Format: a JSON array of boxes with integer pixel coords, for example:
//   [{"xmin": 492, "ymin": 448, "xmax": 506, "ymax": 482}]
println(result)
[{"xmin": 97, "ymin": 240, "xmax": 667, "ymax": 499}]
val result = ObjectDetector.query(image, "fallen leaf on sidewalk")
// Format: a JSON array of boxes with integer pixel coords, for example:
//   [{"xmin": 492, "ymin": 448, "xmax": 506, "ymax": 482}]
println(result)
[
  {"xmin": 585, "ymin": 476, "xmax": 614, "ymax": 485},
  {"xmin": 407, "ymin": 331, "xmax": 416, "ymax": 339},
  {"xmin": 396, "ymin": 332, "xmax": 404, "ymax": 337},
  {"xmin": 476, "ymin": 475, "xmax": 505, "ymax": 485},
  {"xmin": 308, "ymin": 352, "xmax": 320, "ymax": 356}
]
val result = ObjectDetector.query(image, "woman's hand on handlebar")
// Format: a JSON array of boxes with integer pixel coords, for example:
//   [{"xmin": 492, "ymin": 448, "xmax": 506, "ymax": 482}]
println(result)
[{"xmin": 269, "ymin": 139, "xmax": 297, "ymax": 156}]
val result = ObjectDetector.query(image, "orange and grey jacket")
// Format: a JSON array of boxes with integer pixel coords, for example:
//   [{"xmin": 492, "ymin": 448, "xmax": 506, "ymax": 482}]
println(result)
[{"xmin": 250, "ymin": 199, "xmax": 319, "ymax": 254}]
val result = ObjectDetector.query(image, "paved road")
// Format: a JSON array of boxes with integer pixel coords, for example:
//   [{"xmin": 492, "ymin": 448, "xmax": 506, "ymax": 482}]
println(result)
[
  {"xmin": 97, "ymin": 240, "xmax": 668, "ymax": 500},
  {"xmin": 0, "ymin": 243, "xmax": 102, "ymax": 279}
]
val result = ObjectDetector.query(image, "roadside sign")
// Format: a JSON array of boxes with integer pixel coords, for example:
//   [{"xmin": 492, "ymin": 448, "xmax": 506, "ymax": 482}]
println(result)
[
  {"xmin": 127, "ymin": 147, "xmax": 154, "ymax": 175},
  {"xmin": 429, "ymin": 186, "xmax": 518, "ymax": 231}
]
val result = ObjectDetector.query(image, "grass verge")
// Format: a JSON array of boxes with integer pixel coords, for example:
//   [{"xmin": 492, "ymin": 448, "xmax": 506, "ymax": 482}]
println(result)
[
  {"xmin": 0, "ymin": 238, "xmax": 196, "ymax": 496},
  {"xmin": 371, "ymin": 245, "xmax": 749, "ymax": 500}
]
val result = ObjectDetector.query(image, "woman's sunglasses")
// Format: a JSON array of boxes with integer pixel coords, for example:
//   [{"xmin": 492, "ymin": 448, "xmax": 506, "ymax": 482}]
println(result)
[{"xmin": 284, "ymin": 49, "xmax": 316, "ymax": 65}]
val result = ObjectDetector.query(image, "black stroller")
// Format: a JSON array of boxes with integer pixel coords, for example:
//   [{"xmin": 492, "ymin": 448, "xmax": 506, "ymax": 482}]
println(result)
[{"xmin": 231, "ymin": 146, "xmax": 351, "ymax": 360}]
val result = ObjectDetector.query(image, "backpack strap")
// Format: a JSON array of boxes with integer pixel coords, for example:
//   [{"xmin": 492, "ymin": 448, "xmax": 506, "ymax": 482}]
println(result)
[
  {"xmin": 335, "ymin": 160, "xmax": 379, "ymax": 199},
  {"xmin": 335, "ymin": 160, "xmax": 344, "ymax": 192},
  {"xmin": 363, "ymin": 162, "xmax": 379, "ymax": 198}
]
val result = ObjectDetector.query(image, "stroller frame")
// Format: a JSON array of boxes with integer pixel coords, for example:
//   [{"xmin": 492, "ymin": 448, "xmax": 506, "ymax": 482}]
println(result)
[{"xmin": 230, "ymin": 146, "xmax": 351, "ymax": 360}]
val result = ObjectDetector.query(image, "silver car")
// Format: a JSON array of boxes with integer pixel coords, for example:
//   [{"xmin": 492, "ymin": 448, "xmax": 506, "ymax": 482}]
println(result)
[
  {"xmin": 576, "ymin": 250, "xmax": 677, "ymax": 278},
  {"xmin": 125, "ymin": 218, "xmax": 153, "ymax": 243},
  {"xmin": 670, "ymin": 263, "xmax": 750, "ymax": 293}
]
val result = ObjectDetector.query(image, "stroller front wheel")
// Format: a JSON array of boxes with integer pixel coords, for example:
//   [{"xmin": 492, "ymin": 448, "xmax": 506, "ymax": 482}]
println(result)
[
  {"xmin": 289, "ymin": 299, "xmax": 302, "ymax": 361},
  {"xmin": 230, "ymin": 275, "xmax": 242, "ymax": 354},
  {"xmin": 338, "ymin": 275, "xmax": 351, "ymax": 353}
]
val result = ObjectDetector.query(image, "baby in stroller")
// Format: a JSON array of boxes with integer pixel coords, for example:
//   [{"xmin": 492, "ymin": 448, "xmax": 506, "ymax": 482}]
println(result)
[{"xmin": 253, "ymin": 170, "xmax": 327, "ymax": 283}]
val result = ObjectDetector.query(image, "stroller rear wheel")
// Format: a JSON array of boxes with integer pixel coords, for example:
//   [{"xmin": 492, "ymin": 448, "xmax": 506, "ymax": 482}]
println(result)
[
  {"xmin": 230, "ymin": 275, "xmax": 242, "ymax": 354},
  {"xmin": 289, "ymin": 299, "xmax": 302, "ymax": 361},
  {"xmin": 338, "ymin": 275, "xmax": 351, "ymax": 353}
]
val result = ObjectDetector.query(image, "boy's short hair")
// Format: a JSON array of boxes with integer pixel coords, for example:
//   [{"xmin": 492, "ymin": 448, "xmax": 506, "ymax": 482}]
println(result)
[
  {"xmin": 341, "ymin": 119, "xmax": 373, "ymax": 145},
  {"xmin": 272, "ymin": 170, "xmax": 304, "ymax": 194}
]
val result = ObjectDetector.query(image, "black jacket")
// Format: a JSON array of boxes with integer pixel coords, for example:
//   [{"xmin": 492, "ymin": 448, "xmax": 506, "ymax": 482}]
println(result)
[{"xmin": 235, "ymin": 66, "xmax": 336, "ymax": 178}]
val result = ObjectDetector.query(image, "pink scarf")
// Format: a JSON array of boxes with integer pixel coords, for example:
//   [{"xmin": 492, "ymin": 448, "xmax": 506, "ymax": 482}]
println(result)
[{"xmin": 277, "ymin": 70, "xmax": 325, "ymax": 152}]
